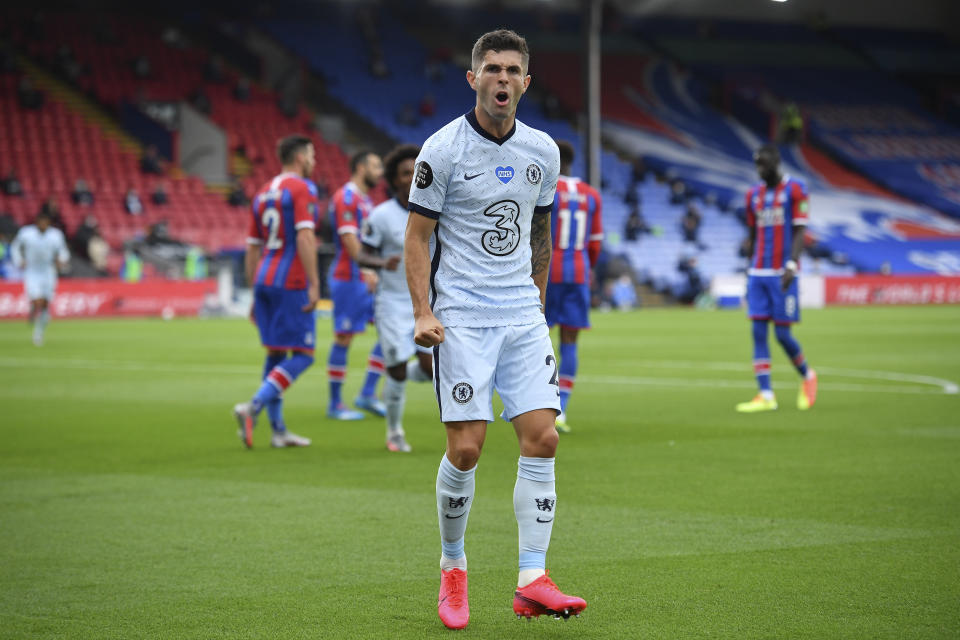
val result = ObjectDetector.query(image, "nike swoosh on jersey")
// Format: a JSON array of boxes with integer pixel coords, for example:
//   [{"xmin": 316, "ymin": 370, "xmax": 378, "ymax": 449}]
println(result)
[
  {"xmin": 445, "ymin": 512, "xmax": 467, "ymax": 519},
  {"xmin": 536, "ymin": 517, "xmax": 554, "ymax": 523},
  {"xmin": 464, "ymin": 173, "xmax": 483, "ymax": 180}
]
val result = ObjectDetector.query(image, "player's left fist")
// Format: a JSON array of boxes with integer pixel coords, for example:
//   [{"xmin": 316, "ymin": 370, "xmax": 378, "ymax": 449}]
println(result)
[{"xmin": 384, "ymin": 255, "xmax": 401, "ymax": 271}]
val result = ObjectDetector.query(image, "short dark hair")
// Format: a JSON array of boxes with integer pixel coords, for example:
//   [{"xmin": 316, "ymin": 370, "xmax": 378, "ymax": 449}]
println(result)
[
  {"xmin": 755, "ymin": 143, "xmax": 780, "ymax": 162},
  {"xmin": 350, "ymin": 149, "xmax": 376, "ymax": 174},
  {"xmin": 277, "ymin": 135, "xmax": 312, "ymax": 165},
  {"xmin": 471, "ymin": 29, "xmax": 529, "ymax": 73},
  {"xmin": 555, "ymin": 140, "xmax": 575, "ymax": 168},
  {"xmin": 383, "ymin": 144, "xmax": 421, "ymax": 190}
]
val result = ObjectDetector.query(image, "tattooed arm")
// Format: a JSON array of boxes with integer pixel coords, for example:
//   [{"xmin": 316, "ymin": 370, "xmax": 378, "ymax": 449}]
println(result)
[{"xmin": 530, "ymin": 212, "xmax": 552, "ymax": 310}]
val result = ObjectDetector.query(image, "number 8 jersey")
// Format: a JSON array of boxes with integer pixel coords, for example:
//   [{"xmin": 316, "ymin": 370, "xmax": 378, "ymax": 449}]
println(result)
[
  {"xmin": 248, "ymin": 172, "xmax": 320, "ymax": 290},
  {"xmin": 408, "ymin": 110, "xmax": 560, "ymax": 328}
]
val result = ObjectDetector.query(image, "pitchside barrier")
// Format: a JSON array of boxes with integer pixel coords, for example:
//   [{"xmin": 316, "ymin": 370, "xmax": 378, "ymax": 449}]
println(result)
[
  {"xmin": 711, "ymin": 274, "xmax": 960, "ymax": 308},
  {"xmin": 0, "ymin": 279, "xmax": 219, "ymax": 318}
]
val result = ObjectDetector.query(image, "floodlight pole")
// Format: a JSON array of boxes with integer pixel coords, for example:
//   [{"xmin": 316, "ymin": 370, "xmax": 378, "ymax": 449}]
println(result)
[{"xmin": 583, "ymin": 0, "xmax": 602, "ymax": 189}]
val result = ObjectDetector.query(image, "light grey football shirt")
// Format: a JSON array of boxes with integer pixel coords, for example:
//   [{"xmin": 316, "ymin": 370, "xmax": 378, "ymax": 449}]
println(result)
[
  {"xmin": 362, "ymin": 197, "xmax": 413, "ymax": 318},
  {"xmin": 408, "ymin": 110, "xmax": 560, "ymax": 328}
]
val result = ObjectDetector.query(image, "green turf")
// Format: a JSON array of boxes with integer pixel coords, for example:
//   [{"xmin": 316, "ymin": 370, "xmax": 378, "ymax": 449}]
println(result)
[{"xmin": 1, "ymin": 306, "xmax": 959, "ymax": 638}]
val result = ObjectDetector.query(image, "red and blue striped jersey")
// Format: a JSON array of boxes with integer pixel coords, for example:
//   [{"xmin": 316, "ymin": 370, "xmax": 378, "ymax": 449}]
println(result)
[
  {"xmin": 247, "ymin": 173, "xmax": 319, "ymax": 289},
  {"xmin": 329, "ymin": 181, "xmax": 373, "ymax": 282},
  {"xmin": 745, "ymin": 175, "xmax": 809, "ymax": 273},
  {"xmin": 549, "ymin": 176, "xmax": 603, "ymax": 284}
]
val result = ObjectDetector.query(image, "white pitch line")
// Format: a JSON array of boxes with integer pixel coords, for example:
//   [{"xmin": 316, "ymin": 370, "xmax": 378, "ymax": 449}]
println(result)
[
  {"xmin": 617, "ymin": 360, "xmax": 959, "ymax": 395},
  {"xmin": 577, "ymin": 375, "xmax": 948, "ymax": 395},
  {"xmin": 2, "ymin": 357, "xmax": 957, "ymax": 396},
  {"xmin": 0, "ymin": 357, "xmax": 253, "ymax": 376}
]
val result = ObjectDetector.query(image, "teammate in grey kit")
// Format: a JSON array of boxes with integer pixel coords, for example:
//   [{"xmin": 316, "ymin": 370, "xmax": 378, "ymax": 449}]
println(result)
[
  {"xmin": 11, "ymin": 210, "xmax": 69, "ymax": 346},
  {"xmin": 404, "ymin": 29, "xmax": 586, "ymax": 630},
  {"xmin": 361, "ymin": 144, "xmax": 433, "ymax": 452}
]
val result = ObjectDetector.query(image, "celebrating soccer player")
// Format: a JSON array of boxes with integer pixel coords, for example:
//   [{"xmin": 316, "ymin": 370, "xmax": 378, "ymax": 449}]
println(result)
[
  {"xmin": 232, "ymin": 135, "xmax": 320, "ymax": 448},
  {"xmin": 404, "ymin": 29, "xmax": 587, "ymax": 630},
  {"xmin": 10, "ymin": 209, "xmax": 69, "ymax": 346},
  {"xmin": 737, "ymin": 144, "xmax": 818, "ymax": 413},
  {"xmin": 545, "ymin": 140, "xmax": 603, "ymax": 433},
  {"xmin": 360, "ymin": 144, "xmax": 434, "ymax": 453},
  {"xmin": 326, "ymin": 150, "xmax": 393, "ymax": 421}
]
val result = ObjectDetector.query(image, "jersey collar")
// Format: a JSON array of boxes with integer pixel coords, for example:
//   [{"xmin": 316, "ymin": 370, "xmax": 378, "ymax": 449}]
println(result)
[{"xmin": 465, "ymin": 109, "xmax": 516, "ymax": 146}]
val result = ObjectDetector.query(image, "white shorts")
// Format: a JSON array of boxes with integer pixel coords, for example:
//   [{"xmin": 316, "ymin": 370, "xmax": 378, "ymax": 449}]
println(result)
[
  {"xmin": 433, "ymin": 321, "xmax": 561, "ymax": 423},
  {"xmin": 374, "ymin": 303, "xmax": 431, "ymax": 368},
  {"xmin": 24, "ymin": 272, "xmax": 56, "ymax": 301}
]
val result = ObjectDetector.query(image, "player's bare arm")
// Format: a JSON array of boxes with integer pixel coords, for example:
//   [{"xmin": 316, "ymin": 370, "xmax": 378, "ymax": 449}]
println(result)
[
  {"xmin": 530, "ymin": 212, "xmax": 552, "ymax": 308},
  {"xmin": 782, "ymin": 224, "xmax": 806, "ymax": 291},
  {"xmin": 404, "ymin": 211, "xmax": 444, "ymax": 347},
  {"xmin": 295, "ymin": 227, "xmax": 320, "ymax": 311},
  {"xmin": 244, "ymin": 242, "xmax": 262, "ymax": 287},
  {"xmin": 360, "ymin": 243, "xmax": 401, "ymax": 271}
]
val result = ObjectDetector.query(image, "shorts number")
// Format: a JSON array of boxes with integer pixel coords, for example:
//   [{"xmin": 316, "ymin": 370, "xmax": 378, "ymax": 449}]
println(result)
[
  {"xmin": 545, "ymin": 354, "xmax": 559, "ymax": 388},
  {"xmin": 481, "ymin": 200, "xmax": 521, "ymax": 256},
  {"xmin": 785, "ymin": 295, "xmax": 797, "ymax": 317},
  {"xmin": 262, "ymin": 207, "xmax": 282, "ymax": 250}
]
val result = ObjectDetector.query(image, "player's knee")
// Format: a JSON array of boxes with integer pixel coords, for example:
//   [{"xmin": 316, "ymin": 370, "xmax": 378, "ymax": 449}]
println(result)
[
  {"xmin": 447, "ymin": 442, "xmax": 482, "ymax": 469},
  {"xmin": 387, "ymin": 363, "xmax": 406, "ymax": 382},
  {"xmin": 525, "ymin": 427, "xmax": 559, "ymax": 457}
]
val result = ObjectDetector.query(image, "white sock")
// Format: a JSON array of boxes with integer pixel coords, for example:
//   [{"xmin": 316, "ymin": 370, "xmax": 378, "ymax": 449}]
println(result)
[
  {"xmin": 383, "ymin": 375, "xmax": 405, "ymax": 435},
  {"xmin": 760, "ymin": 390, "xmax": 775, "ymax": 401},
  {"xmin": 440, "ymin": 555, "xmax": 467, "ymax": 572},
  {"xmin": 407, "ymin": 359, "xmax": 431, "ymax": 383},
  {"xmin": 515, "ymin": 456, "xmax": 555, "ymax": 585},
  {"xmin": 36, "ymin": 310, "xmax": 50, "ymax": 333},
  {"xmin": 518, "ymin": 568, "xmax": 545, "ymax": 588},
  {"xmin": 437, "ymin": 455, "xmax": 475, "ymax": 567}
]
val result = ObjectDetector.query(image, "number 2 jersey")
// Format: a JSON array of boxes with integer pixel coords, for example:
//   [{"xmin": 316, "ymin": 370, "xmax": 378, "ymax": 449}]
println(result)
[
  {"xmin": 408, "ymin": 109, "xmax": 560, "ymax": 328},
  {"xmin": 549, "ymin": 175, "xmax": 603, "ymax": 284},
  {"xmin": 247, "ymin": 172, "xmax": 320, "ymax": 290}
]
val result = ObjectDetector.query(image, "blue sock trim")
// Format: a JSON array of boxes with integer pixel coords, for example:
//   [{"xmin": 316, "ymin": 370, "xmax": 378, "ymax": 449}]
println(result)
[
  {"xmin": 519, "ymin": 551, "xmax": 546, "ymax": 570},
  {"xmin": 517, "ymin": 456, "xmax": 555, "ymax": 483},
  {"xmin": 439, "ymin": 455, "xmax": 476, "ymax": 489},
  {"xmin": 442, "ymin": 538, "xmax": 465, "ymax": 560},
  {"xmin": 559, "ymin": 342, "xmax": 578, "ymax": 376},
  {"xmin": 266, "ymin": 398, "xmax": 284, "ymax": 432},
  {"xmin": 559, "ymin": 391, "xmax": 571, "ymax": 413},
  {"xmin": 252, "ymin": 381, "xmax": 279, "ymax": 409},
  {"xmin": 263, "ymin": 352, "xmax": 285, "ymax": 380},
  {"xmin": 360, "ymin": 342, "xmax": 384, "ymax": 397},
  {"xmin": 283, "ymin": 352, "xmax": 314, "ymax": 379}
]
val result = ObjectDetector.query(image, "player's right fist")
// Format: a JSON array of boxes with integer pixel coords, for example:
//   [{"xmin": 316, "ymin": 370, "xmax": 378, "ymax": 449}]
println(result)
[{"xmin": 414, "ymin": 314, "xmax": 444, "ymax": 347}]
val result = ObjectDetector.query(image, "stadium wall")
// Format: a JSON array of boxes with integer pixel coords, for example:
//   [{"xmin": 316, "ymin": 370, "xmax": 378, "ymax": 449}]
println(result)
[
  {"xmin": 711, "ymin": 274, "xmax": 960, "ymax": 308},
  {"xmin": 0, "ymin": 280, "xmax": 217, "ymax": 319}
]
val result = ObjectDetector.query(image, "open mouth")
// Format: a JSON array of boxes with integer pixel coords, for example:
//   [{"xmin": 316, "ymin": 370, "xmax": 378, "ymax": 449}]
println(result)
[{"xmin": 494, "ymin": 91, "xmax": 509, "ymax": 106}]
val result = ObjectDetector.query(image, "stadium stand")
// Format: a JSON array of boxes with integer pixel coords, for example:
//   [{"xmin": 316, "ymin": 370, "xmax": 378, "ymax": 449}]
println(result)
[{"xmin": 1, "ymin": 11, "xmax": 348, "ymax": 257}]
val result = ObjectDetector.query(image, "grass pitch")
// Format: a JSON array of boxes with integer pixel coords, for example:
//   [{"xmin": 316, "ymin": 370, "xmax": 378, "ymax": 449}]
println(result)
[{"xmin": 1, "ymin": 306, "xmax": 959, "ymax": 638}]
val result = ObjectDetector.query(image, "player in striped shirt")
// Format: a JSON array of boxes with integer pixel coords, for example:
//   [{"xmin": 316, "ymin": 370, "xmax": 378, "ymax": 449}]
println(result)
[
  {"xmin": 326, "ymin": 151, "xmax": 393, "ymax": 421},
  {"xmin": 545, "ymin": 140, "xmax": 602, "ymax": 433},
  {"xmin": 737, "ymin": 144, "xmax": 818, "ymax": 413},
  {"xmin": 232, "ymin": 135, "xmax": 320, "ymax": 448}
]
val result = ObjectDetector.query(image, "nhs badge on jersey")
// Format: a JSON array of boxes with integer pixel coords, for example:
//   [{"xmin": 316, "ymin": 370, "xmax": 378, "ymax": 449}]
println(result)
[{"xmin": 496, "ymin": 166, "xmax": 514, "ymax": 184}]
